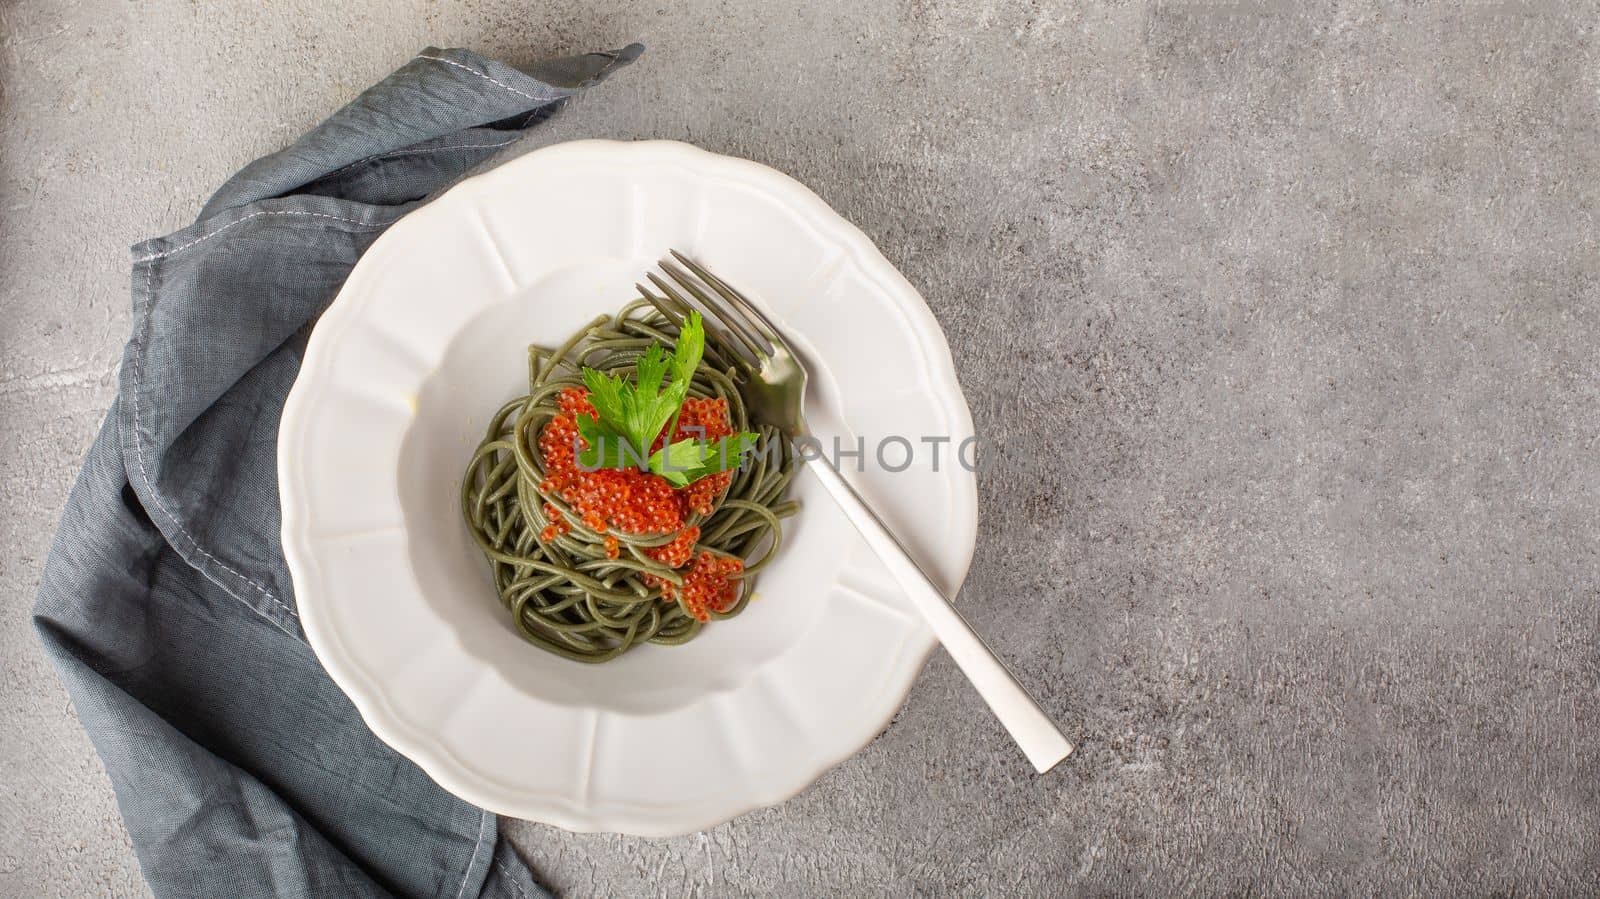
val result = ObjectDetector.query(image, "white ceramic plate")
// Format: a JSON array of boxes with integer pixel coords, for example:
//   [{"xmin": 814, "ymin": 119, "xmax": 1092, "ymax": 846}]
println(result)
[{"xmin": 279, "ymin": 140, "xmax": 977, "ymax": 836}]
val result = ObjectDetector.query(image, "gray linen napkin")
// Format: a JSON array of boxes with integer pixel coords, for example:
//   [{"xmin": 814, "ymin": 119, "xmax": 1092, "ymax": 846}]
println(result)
[{"xmin": 32, "ymin": 44, "xmax": 642, "ymax": 899}]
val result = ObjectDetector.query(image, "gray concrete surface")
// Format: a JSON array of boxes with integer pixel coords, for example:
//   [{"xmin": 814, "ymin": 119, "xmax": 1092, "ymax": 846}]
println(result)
[{"xmin": 4, "ymin": 1, "xmax": 1599, "ymax": 896}]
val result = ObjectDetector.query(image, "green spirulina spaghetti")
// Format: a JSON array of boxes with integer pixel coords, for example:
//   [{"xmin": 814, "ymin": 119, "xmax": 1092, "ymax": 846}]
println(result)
[{"xmin": 461, "ymin": 299, "xmax": 798, "ymax": 663}]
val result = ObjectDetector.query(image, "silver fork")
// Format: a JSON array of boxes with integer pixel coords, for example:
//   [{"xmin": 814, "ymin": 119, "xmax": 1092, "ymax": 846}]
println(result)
[{"xmin": 645, "ymin": 251, "xmax": 1073, "ymax": 773}]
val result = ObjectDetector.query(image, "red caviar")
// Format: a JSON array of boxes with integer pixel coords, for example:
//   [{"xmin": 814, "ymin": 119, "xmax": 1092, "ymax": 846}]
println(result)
[
  {"xmin": 650, "ymin": 551, "xmax": 745, "ymax": 622},
  {"xmin": 665, "ymin": 396, "xmax": 736, "ymax": 516},
  {"xmin": 538, "ymin": 389, "xmax": 682, "ymax": 535},
  {"xmin": 646, "ymin": 525, "xmax": 700, "ymax": 568},
  {"xmin": 538, "ymin": 387, "xmax": 746, "ymax": 620},
  {"xmin": 539, "ymin": 503, "xmax": 569, "ymax": 543}
]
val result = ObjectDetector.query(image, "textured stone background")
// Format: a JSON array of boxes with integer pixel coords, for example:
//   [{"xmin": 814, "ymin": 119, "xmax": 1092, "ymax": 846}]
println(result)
[{"xmin": 4, "ymin": 1, "xmax": 1599, "ymax": 896}]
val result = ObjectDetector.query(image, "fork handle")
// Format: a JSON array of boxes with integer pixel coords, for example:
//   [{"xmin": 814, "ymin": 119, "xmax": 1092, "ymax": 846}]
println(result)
[{"xmin": 804, "ymin": 457, "xmax": 1073, "ymax": 773}]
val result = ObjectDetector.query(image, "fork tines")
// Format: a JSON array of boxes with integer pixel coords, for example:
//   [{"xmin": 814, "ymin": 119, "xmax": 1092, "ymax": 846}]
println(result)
[{"xmin": 637, "ymin": 252, "xmax": 778, "ymax": 369}]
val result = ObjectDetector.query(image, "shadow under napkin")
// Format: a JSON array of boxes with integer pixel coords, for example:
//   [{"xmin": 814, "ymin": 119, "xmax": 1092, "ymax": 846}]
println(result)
[{"xmin": 33, "ymin": 44, "xmax": 642, "ymax": 899}]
